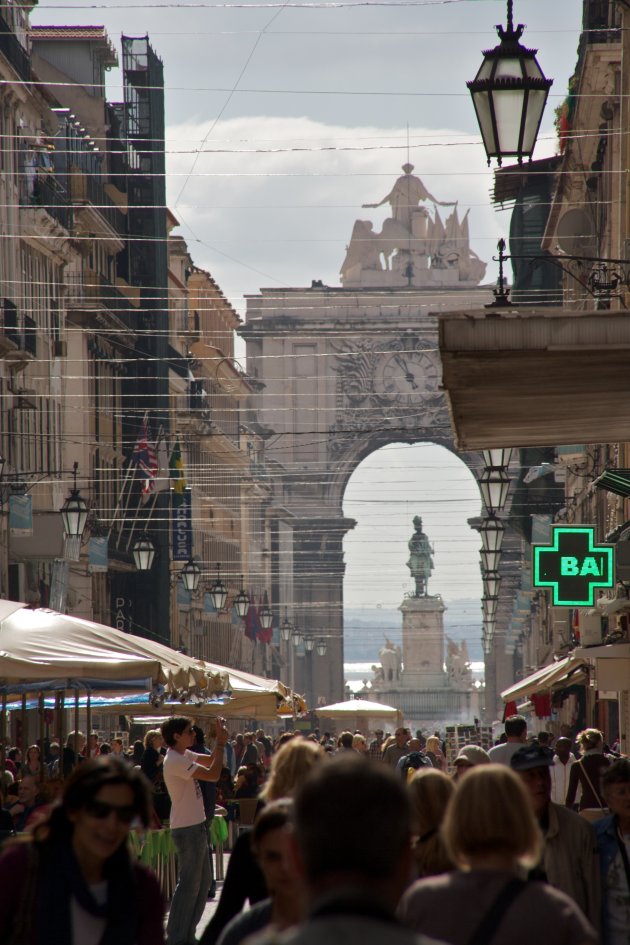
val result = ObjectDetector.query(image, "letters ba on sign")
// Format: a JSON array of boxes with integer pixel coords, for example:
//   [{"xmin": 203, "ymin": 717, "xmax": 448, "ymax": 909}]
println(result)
[{"xmin": 532, "ymin": 525, "xmax": 614, "ymax": 607}]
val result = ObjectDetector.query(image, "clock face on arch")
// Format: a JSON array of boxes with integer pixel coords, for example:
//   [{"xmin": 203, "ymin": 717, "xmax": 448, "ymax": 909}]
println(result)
[{"xmin": 375, "ymin": 350, "xmax": 439, "ymax": 404}]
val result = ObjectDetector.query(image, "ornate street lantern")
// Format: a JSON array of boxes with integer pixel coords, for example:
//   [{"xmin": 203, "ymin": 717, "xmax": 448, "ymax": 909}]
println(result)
[
  {"xmin": 482, "ymin": 448, "xmax": 512, "ymax": 469},
  {"xmin": 480, "ymin": 547, "xmax": 501, "ymax": 573},
  {"xmin": 291, "ymin": 628, "xmax": 303, "ymax": 649},
  {"xmin": 234, "ymin": 578, "xmax": 250, "ymax": 619},
  {"xmin": 316, "ymin": 639, "xmax": 327, "ymax": 656},
  {"xmin": 482, "ymin": 595, "xmax": 499, "ymax": 621},
  {"xmin": 479, "ymin": 468, "xmax": 511, "ymax": 515},
  {"xmin": 209, "ymin": 563, "xmax": 227, "ymax": 611},
  {"xmin": 467, "ymin": 0, "xmax": 552, "ymax": 166},
  {"xmin": 259, "ymin": 596, "xmax": 273, "ymax": 632},
  {"xmin": 483, "ymin": 571, "xmax": 501, "ymax": 599},
  {"xmin": 479, "ymin": 515, "xmax": 505, "ymax": 553},
  {"xmin": 60, "ymin": 462, "xmax": 89, "ymax": 538},
  {"xmin": 181, "ymin": 558, "xmax": 202, "ymax": 594},
  {"xmin": 132, "ymin": 534, "xmax": 155, "ymax": 571},
  {"xmin": 281, "ymin": 611, "xmax": 292, "ymax": 642},
  {"xmin": 304, "ymin": 635, "xmax": 316, "ymax": 653}
]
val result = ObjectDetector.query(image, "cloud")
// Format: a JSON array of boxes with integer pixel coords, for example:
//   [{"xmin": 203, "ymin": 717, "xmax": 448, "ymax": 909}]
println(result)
[{"xmin": 165, "ymin": 114, "xmax": 501, "ymax": 310}]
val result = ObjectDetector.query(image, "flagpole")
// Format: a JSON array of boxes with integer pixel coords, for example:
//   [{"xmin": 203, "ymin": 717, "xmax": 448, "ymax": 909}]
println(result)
[
  {"xmin": 117, "ymin": 410, "xmax": 149, "ymax": 550},
  {"xmin": 110, "ymin": 461, "xmax": 134, "ymax": 543}
]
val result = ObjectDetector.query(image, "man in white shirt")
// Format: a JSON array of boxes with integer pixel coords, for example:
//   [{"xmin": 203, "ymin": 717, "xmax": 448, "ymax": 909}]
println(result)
[
  {"xmin": 488, "ymin": 715, "xmax": 528, "ymax": 766},
  {"xmin": 162, "ymin": 715, "xmax": 228, "ymax": 945},
  {"xmin": 550, "ymin": 736, "xmax": 581, "ymax": 806}
]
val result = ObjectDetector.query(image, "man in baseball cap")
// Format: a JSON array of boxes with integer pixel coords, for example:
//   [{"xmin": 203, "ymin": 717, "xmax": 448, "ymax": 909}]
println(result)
[{"xmin": 510, "ymin": 744, "xmax": 600, "ymax": 930}]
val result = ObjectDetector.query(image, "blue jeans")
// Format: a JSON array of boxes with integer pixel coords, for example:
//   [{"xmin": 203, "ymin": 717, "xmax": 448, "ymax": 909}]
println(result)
[{"xmin": 167, "ymin": 821, "xmax": 211, "ymax": 945}]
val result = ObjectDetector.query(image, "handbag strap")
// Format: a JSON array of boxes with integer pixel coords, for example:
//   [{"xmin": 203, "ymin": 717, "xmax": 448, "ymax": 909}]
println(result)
[
  {"xmin": 578, "ymin": 759, "xmax": 605, "ymax": 809},
  {"xmin": 467, "ymin": 877, "xmax": 527, "ymax": 945}
]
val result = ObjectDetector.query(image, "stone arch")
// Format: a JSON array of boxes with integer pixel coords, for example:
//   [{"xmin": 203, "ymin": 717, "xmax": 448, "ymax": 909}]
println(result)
[{"xmin": 242, "ymin": 283, "xmax": 492, "ymax": 705}]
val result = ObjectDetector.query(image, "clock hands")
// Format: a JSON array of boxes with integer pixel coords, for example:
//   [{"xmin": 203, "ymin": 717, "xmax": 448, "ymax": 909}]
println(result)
[{"xmin": 393, "ymin": 353, "xmax": 419, "ymax": 390}]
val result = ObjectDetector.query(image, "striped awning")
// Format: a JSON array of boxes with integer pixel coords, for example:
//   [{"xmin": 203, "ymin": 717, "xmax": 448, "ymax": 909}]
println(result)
[{"xmin": 593, "ymin": 469, "xmax": 630, "ymax": 498}]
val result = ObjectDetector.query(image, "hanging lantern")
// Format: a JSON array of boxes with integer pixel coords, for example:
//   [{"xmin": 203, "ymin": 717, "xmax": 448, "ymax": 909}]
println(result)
[
  {"xmin": 209, "ymin": 563, "xmax": 228, "ymax": 612},
  {"xmin": 479, "ymin": 515, "xmax": 505, "ymax": 553},
  {"xmin": 259, "ymin": 598, "xmax": 273, "ymax": 632},
  {"xmin": 467, "ymin": 0, "xmax": 552, "ymax": 166},
  {"xmin": 281, "ymin": 612, "xmax": 292, "ymax": 642},
  {"xmin": 479, "ymin": 468, "xmax": 511, "ymax": 515},
  {"xmin": 132, "ymin": 534, "xmax": 155, "ymax": 571},
  {"xmin": 234, "ymin": 578, "xmax": 250, "ymax": 619},
  {"xmin": 60, "ymin": 462, "xmax": 89, "ymax": 538},
  {"xmin": 316, "ymin": 639, "xmax": 327, "ymax": 656},
  {"xmin": 181, "ymin": 558, "xmax": 201, "ymax": 593},
  {"xmin": 483, "ymin": 571, "xmax": 501, "ymax": 599},
  {"xmin": 482, "ymin": 448, "xmax": 512, "ymax": 469},
  {"xmin": 304, "ymin": 635, "xmax": 316, "ymax": 653},
  {"xmin": 480, "ymin": 547, "xmax": 501, "ymax": 573}
]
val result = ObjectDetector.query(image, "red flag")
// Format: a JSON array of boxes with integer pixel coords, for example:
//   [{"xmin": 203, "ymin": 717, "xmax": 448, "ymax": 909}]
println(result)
[{"xmin": 131, "ymin": 421, "xmax": 158, "ymax": 494}]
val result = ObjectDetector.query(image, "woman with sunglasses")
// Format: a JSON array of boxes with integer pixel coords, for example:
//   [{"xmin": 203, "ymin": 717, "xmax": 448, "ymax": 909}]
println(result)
[{"xmin": 0, "ymin": 756, "xmax": 164, "ymax": 945}]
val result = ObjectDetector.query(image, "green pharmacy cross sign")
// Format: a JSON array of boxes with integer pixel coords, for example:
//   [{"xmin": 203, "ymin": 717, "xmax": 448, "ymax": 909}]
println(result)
[{"xmin": 533, "ymin": 526, "xmax": 614, "ymax": 607}]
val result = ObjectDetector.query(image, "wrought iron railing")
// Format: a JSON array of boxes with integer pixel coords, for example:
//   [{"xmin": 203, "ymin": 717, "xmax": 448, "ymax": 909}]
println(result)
[{"xmin": 0, "ymin": 13, "xmax": 30, "ymax": 81}]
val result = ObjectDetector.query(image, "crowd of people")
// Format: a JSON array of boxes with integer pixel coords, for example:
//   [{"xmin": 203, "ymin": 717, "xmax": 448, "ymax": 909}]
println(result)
[{"xmin": 0, "ymin": 714, "xmax": 628, "ymax": 945}]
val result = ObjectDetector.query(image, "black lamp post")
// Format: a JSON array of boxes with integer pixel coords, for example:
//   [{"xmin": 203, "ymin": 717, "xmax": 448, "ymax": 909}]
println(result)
[
  {"xmin": 181, "ymin": 558, "xmax": 202, "ymax": 594},
  {"xmin": 132, "ymin": 534, "xmax": 155, "ymax": 571},
  {"xmin": 209, "ymin": 563, "xmax": 228, "ymax": 611},
  {"xmin": 60, "ymin": 462, "xmax": 89, "ymax": 538},
  {"xmin": 467, "ymin": 0, "xmax": 552, "ymax": 166}
]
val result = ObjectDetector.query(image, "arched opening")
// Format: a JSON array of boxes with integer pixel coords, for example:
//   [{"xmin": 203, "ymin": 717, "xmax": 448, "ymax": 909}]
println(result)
[{"xmin": 342, "ymin": 441, "xmax": 484, "ymax": 708}]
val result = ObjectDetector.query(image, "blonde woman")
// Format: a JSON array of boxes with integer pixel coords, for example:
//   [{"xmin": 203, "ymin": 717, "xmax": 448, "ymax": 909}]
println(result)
[
  {"xmin": 399, "ymin": 765, "xmax": 597, "ymax": 945},
  {"xmin": 425, "ymin": 735, "xmax": 445, "ymax": 771},
  {"xmin": 352, "ymin": 734, "xmax": 368, "ymax": 755},
  {"xmin": 408, "ymin": 768, "xmax": 455, "ymax": 877},
  {"xmin": 140, "ymin": 728, "xmax": 169, "ymax": 822}
]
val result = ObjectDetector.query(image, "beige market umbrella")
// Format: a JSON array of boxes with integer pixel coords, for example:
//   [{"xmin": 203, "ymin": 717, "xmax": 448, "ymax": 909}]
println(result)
[
  {"xmin": 315, "ymin": 698, "xmax": 402, "ymax": 733},
  {"xmin": 0, "ymin": 600, "xmax": 227, "ymax": 697}
]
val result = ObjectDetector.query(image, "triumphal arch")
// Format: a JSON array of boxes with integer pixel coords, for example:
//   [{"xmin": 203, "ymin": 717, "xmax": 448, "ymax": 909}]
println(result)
[{"xmin": 242, "ymin": 165, "xmax": 493, "ymax": 705}]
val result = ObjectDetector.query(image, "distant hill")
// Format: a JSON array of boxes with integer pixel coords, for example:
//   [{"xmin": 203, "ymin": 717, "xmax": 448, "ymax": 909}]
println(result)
[{"xmin": 344, "ymin": 598, "xmax": 483, "ymax": 662}]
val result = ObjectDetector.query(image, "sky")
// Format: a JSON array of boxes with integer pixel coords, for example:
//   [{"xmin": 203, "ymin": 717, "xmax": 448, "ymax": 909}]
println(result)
[{"xmin": 31, "ymin": 0, "xmax": 582, "ymax": 642}]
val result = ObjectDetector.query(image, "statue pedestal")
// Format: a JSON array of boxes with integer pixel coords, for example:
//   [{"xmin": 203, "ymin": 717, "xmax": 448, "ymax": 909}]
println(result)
[{"xmin": 399, "ymin": 594, "xmax": 447, "ymax": 688}]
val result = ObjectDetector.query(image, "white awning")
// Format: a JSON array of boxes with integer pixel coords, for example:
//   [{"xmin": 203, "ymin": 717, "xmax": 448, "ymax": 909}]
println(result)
[{"xmin": 501, "ymin": 656, "xmax": 588, "ymax": 703}]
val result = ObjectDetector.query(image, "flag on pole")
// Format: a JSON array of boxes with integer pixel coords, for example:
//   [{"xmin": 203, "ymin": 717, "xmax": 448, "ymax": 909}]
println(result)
[
  {"xmin": 169, "ymin": 440, "xmax": 186, "ymax": 507},
  {"xmin": 154, "ymin": 429, "xmax": 171, "ymax": 493},
  {"xmin": 131, "ymin": 420, "xmax": 158, "ymax": 494}
]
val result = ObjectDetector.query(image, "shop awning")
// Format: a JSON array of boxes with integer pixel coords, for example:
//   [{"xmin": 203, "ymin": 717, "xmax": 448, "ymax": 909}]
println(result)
[
  {"xmin": 593, "ymin": 469, "xmax": 630, "ymax": 499},
  {"xmin": 501, "ymin": 656, "xmax": 589, "ymax": 702}
]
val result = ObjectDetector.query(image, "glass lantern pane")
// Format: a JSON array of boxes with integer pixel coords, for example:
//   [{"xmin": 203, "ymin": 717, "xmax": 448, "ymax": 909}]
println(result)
[
  {"xmin": 521, "ymin": 89, "xmax": 548, "ymax": 154},
  {"xmin": 472, "ymin": 90, "xmax": 497, "ymax": 155},
  {"xmin": 494, "ymin": 55, "xmax": 523, "ymax": 80},
  {"xmin": 494, "ymin": 90, "xmax": 525, "ymax": 154}
]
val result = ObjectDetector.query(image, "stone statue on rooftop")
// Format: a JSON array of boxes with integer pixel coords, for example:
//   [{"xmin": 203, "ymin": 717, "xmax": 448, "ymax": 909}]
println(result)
[
  {"xmin": 340, "ymin": 164, "xmax": 487, "ymax": 288},
  {"xmin": 407, "ymin": 515, "xmax": 434, "ymax": 597}
]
